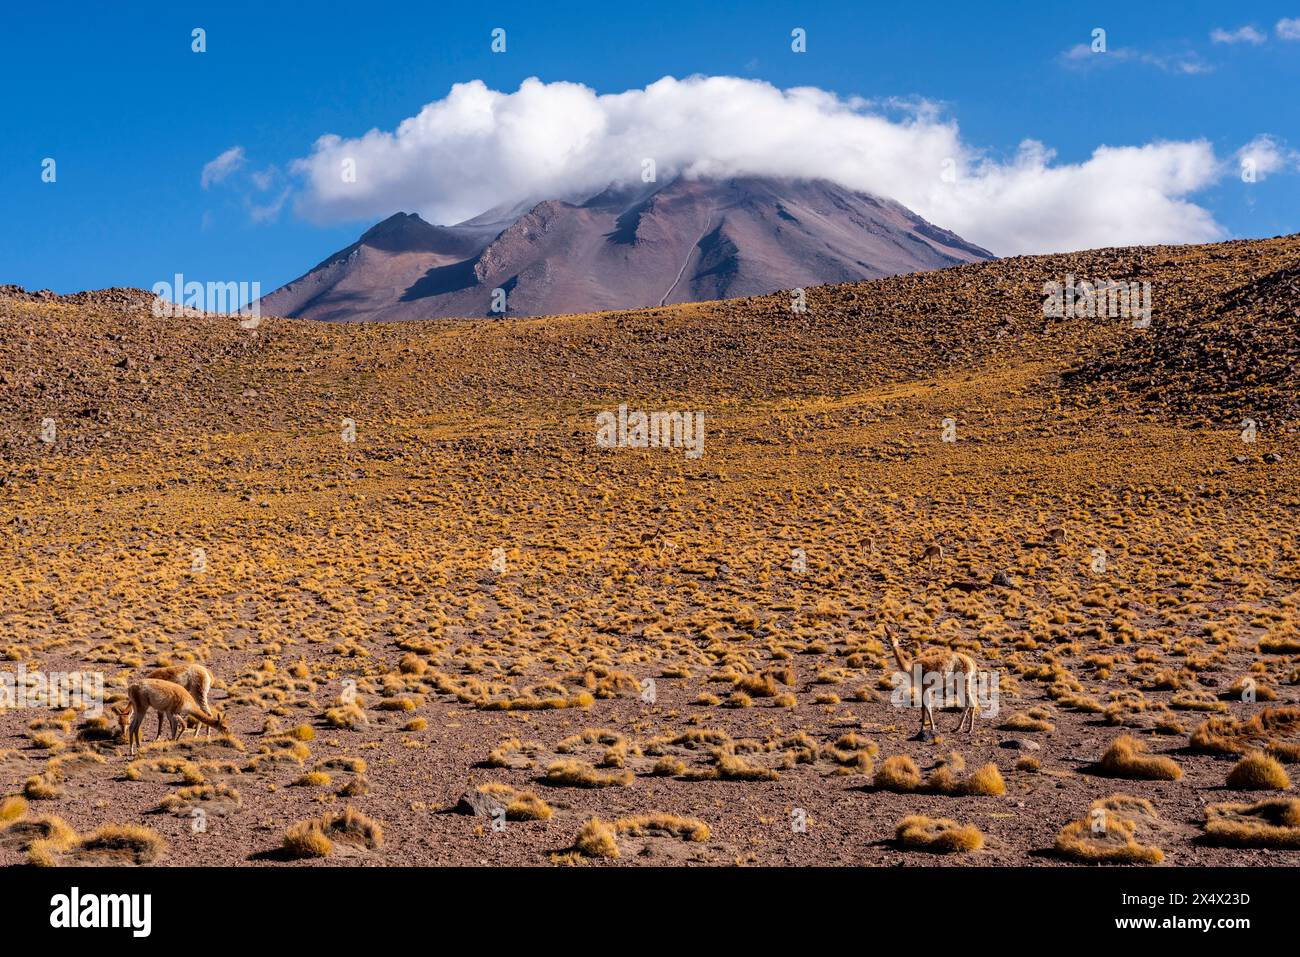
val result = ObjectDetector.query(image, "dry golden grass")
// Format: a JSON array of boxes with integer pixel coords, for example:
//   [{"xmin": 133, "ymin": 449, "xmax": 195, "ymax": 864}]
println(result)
[
  {"xmin": 467, "ymin": 782, "xmax": 553, "ymax": 821},
  {"xmin": 1054, "ymin": 817, "xmax": 1163, "ymax": 865},
  {"xmin": 323, "ymin": 704, "xmax": 369, "ymax": 730},
  {"xmin": 22, "ymin": 775, "xmax": 61, "ymax": 800},
  {"xmin": 1098, "ymin": 736, "xmax": 1183, "ymax": 781},
  {"xmin": 283, "ymin": 806, "xmax": 384, "ymax": 858},
  {"xmin": 1000, "ymin": 710, "xmax": 1055, "ymax": 733},
  {"xmin": 713, "ymin": 751, "xmax": 780, "ymax": 782},
  {"xmin": 875, "ymin": 755, "xmax": 923, "ymax": 792},
  {"xmin": 125, "ymin": 757, "xmax": 205, "ymax": 785},
  {"xmin": 1054, "ymin": 795, "xmax": 1165, "ymax": 865},
  {"xmin": 0, "ymin": 809, "xmax": 77, "ymax": 851},
  {"xmin": 895, "ymin": 815, "xmax": 984, "ymax": 853},
  {"xmin": 544, "ymin": 759, "xmax": 633, "ymax": 788},
  {"xmin": 30, "ymin": 823, "xmax": 166, "ymax": 867},
  {"xmin": 338, "ymin": 775, "xmax": 369, "ymax": 797},
  {"xmin": 651, "ymin": 757, "xmax": 686, "ymax": 776},
  {"xmin": 0, "ymin": 795, "xmax": 26, "ymax": 823},
  {"xmin": 283, "ymin": 819, "xmax": 333, "ymax": 858},
  {"xmin": 962, "ymin": 763, "xmax": 1007, "ymax": 797},
  {"xmin": 875, "ymin": 753, "xmax": 1004, "ymax": 796},
  {"xmin": 1190, "ymin": 707, "xmax": 1300, "ymax": 758},
  {"xmin": 20, "ymin": 819, "xmax": 81, "ymax": 866},
  {"xmin": 1226, "ymin": 752, "xmax": 1291, "ymax": 791},
  {"xmin": 616, "ymin": 813, "xmax": 711, "ymax": 842},
  {"xmin": 574, "ymin": 812, "xmax": 710, "ymax": 858},
  {"xmin": 158, "ymin": 782, "xmax": 241, "ymax": 812},
  {"xmin": 575, "ymin": 818, "xmax": 620, "ymax": 858},
  {"xmin": 1203, "ymin": 798, "xmax": 1300, "ymax": 848}
]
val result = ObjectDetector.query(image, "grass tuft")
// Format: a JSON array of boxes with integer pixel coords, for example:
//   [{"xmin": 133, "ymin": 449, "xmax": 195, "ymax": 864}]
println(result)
[
  {"xmin": 896, "ymin": 815, "xmax": 984, "ymax": 853},
  {"xmin": 1098, "ymin": 735, "xmax": 1182, "ymax": 781},
  {"xmin": 1226, "ymin": 752, "xmax": 1291, "ymax": 791}
]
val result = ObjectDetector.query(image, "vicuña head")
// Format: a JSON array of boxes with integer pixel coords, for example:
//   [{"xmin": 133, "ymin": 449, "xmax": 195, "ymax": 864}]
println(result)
[
  {"xmin": 208, "ymin": 710, "xmax": 231, "ymax": 736},
  {"xmin": 112, "ymin": 703, "xmax": 131, "ymax": 738}
]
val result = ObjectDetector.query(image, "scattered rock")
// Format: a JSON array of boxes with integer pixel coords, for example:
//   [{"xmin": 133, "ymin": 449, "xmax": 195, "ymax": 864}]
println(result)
[{"xmin": 455, "ymin": 789, "xmax": 504, "ymax": 817}]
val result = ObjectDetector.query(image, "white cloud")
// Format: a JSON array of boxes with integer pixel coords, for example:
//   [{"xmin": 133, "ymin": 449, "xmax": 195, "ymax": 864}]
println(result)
[
  {"xmin": 1235, "ymin": 134, "xmax": 1298, "ymax": 180},
  {"xmin": 250, "ymin": 167, "xmax": 278, "ymax": 191},
  {"xmin": 1211, "ymin": 26, "xmax": 1267, "ymax": 44},
  {"xmin": 201, "ymin": 153, "xmax": 289, "ymax": 223},
  {"xmin": 290, "ymin": 76, "xmax": 1233, "ymax": 255},
  {"xmin": 1059, "ymin": 44, "xmax": 1211, "ymax": 74},
  {"xmin": 200, "ymin": 146, "xmax": 246, "ymax": 189},
  {"xmin": 1278, "ymin": 18, "xmax": 1300, "ymax": 40},
  {"xmin": 247, "ymin": 188, "xmax": 291, "ymax": 224}
]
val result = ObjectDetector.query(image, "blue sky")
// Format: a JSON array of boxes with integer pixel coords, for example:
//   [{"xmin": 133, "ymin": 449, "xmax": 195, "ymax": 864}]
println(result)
[{"xmin": 2, "ymin": 0, "xmax": 1298, "ymax": 298}]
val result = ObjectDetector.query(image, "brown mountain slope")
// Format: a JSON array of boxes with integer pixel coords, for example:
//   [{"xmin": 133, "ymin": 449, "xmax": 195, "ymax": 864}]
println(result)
[
  {"xmin": 1063, "ymin": 261, "xmax": 1300, "ymax": 426},
  {"xmin": 3, "ymin": 234, "xmax": 1296, "ymax": 461},
  {"xmin": 256, "ymin": 176, "xmax": 992, "ymax": 321}
]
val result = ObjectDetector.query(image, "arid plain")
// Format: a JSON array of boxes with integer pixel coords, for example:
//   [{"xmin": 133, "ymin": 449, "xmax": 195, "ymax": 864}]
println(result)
[{"xmin": 1, "ymin": 235, "xmax": 1298, "ymax": 865}]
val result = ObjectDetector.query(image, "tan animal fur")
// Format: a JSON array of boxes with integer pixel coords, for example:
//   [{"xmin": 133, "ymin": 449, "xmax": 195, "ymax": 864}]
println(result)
[
  {"xmin": 886, "ymin": 624, "xmax": 980, "ymax": 736},
  {"xmin": 121, "ymin": 678, "xmax": 229, "ymax": 756}
]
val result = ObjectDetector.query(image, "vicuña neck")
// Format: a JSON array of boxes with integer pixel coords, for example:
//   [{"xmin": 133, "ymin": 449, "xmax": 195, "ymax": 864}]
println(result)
[{"xmin": 889, "ymin": 637, "xmax": 911, "ymax": 670}]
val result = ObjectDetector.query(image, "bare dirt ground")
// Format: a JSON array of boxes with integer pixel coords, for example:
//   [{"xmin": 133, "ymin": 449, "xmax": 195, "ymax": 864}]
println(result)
[{"xmin": 1, "ymin": 236, "xmax": 1298, "ymax": 866}]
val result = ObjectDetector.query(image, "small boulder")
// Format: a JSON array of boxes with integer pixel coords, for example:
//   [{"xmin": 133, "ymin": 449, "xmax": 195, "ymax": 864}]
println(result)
[{"xmin": 455, "ymin": 789, "xmax": 504, "ymax": 818}]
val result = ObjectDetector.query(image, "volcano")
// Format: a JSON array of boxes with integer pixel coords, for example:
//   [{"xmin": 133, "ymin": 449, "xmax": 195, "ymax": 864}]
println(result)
[{"xmin": 257, "ymin": 176, "xmax": 993, "ymax": 321}]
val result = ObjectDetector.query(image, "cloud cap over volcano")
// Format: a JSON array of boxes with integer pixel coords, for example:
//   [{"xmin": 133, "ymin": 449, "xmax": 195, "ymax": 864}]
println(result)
[{"xmin": 291, "ymin": 75, "xmax": 1229, "ymax": 256}]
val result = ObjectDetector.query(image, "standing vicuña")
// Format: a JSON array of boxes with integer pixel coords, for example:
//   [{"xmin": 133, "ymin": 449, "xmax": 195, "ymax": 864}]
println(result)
[
  {"xmin": 886, "ymin": 623, "xmax": 980, "ymax": 736},
  {"xmin": 113, "ymin": 663, "xmax": 218, "ymax": 740},
  {"xmin": 122, "ymin": 679, "xmax": 229, "ymax": 756},
  {"xmin": 915, "ymin": 543, "xmax": 944, "ymax": 573}
]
